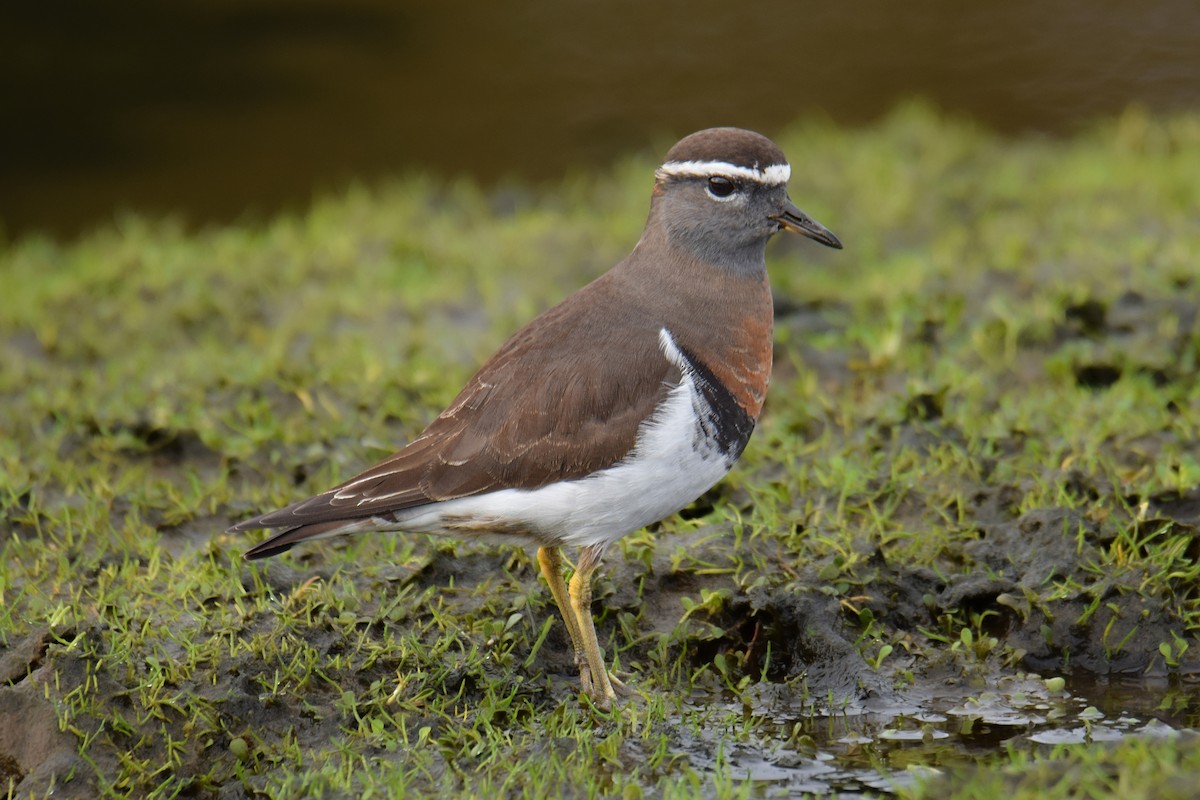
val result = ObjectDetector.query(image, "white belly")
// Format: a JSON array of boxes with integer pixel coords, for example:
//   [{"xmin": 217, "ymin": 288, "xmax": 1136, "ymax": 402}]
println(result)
[
  {"xmin": 395, "ymin": 381, "xmax": 731, "ymax": 547},
  {"xmin": 390, "ymin": 328, "xmax": 740, "ymax": 549}
]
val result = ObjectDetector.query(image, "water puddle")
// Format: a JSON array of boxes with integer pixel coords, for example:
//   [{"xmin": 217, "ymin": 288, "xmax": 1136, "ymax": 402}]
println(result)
[{"xmin": 676, "ymin": 672, "xmax": 1199, "ymax": 797}]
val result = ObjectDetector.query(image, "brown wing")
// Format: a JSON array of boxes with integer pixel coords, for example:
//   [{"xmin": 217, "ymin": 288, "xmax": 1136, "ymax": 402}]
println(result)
[{"xmin": 230, "ymin": 275, "xmax": 677, "ymax": 536}]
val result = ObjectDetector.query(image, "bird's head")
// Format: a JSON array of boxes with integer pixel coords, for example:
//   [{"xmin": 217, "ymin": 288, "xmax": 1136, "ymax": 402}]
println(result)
[{"xmin": 651, "ymin": 127, "xmax": 842, "ymax": 269}]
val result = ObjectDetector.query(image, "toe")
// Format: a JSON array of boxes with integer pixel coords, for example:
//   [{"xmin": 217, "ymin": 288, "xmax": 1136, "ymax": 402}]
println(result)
[{"xmin": 608, "ymin": 671, "xmax": 634, "ymax": 697}]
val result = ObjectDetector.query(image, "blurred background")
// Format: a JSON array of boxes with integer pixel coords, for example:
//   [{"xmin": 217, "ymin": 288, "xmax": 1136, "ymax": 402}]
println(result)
[{"xmin": 4, "ymin": 0, "xmax": 1200, "ymax": 241}]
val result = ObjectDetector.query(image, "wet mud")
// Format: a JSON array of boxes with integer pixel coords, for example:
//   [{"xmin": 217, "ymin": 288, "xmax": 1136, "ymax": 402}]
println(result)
[
  {"xmin": 3, "ymin": 279, "xmax": 1197, "ymax": 796},
  {"xmin": 7, "ymin": 480, "xmax": 1197, "ymax": 798}
]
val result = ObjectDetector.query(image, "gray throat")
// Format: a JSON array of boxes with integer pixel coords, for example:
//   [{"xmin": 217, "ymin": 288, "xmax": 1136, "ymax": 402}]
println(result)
[
  {"xmin": 671, "ymin": 232, "xmax": 771, "ymax": 276},
  {"xmin": 644, "ymin": 211, "xmax": 772, "ymax": 277}
]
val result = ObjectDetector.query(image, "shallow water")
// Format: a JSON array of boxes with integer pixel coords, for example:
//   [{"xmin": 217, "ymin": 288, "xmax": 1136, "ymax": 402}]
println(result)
[{"xmin": 679, "ymin": 672, "xmax": 1197, "ymax": 796}]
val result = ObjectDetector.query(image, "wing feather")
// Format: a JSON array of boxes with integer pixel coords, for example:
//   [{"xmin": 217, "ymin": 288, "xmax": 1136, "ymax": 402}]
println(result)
[{"xmin": 230, "ymin": 277, "xmax": 676, "ymax": 536}]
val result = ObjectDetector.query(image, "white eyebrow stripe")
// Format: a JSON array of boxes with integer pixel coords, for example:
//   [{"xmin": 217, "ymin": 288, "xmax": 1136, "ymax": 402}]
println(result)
[{"xmin": 655, "ymin": 160, "xmax": 791, "ymax": 186}]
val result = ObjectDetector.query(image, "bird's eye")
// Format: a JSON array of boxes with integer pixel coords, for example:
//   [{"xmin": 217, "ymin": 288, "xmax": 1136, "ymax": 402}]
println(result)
[{"xmin": 706, "ymin": 176, "xmax": 737, "ymax": 199}]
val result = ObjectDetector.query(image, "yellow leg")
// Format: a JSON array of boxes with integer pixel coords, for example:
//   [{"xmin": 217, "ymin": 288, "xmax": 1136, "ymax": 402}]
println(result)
[
  {"xmin": 537, "ymin": 547, "xmax": 587, "ymax": 671},
  {"xmin": 568, "ymin": 544, "xmax": 618, "ymax": 710},
  {"xmin": 537, "ymin": 544, "xmax": 630, "ymax": 709}
]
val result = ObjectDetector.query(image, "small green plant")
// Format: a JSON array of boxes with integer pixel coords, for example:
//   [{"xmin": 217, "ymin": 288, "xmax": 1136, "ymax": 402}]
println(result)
[{"xmin": 4, "ymin": 105, "xmax": 1200, "ymax": 799}]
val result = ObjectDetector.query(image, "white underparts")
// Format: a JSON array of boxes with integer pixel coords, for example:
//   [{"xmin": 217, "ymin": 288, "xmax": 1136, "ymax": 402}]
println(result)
[
  {"xmin": 655, "ymin": 159, "xmax": 791, "ymax": 187},
  {"xmin": 383, "ymin": 327, "xmax": 734, "ymax": 549}
]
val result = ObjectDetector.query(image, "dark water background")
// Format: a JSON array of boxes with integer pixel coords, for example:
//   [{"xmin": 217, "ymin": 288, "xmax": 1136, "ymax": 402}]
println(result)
[{"xmin": 4, "ymin": 0, "xmax": 1200, "ymax": 240}]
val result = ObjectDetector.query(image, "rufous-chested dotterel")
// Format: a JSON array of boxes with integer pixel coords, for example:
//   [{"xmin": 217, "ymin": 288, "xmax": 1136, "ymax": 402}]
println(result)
[{"xmin": 231, "ymin": 127, "xmax": 842, "ymax": 710}]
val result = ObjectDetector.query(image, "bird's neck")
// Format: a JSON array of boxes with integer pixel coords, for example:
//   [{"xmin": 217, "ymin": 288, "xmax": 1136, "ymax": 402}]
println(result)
[
  {"xmin": 619, "ymin": 222, "xmax": 775, "ymax": 420},
  {"xmin": 635, "ymin": 215, "xmax": 770, "ymax": 278}
]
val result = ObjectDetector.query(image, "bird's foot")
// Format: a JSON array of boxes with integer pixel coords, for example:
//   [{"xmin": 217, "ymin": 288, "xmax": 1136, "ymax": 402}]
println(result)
[
  {"xmin": 578, "ymin": 664, "xmax": 613, "ymax": 711},
  {"xmin": 607, "ymin": 669, "xmax": 633, "ymax": 697},
  {"xmin": 579, "ymin": 664, "xmax": 634, "ymax": 709}
]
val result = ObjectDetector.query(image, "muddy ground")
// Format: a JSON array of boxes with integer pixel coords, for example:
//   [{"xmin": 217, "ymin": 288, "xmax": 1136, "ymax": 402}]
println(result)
[{"xmin": 4, "ymin": 270, "xmax": 1198, "ymax": 797}]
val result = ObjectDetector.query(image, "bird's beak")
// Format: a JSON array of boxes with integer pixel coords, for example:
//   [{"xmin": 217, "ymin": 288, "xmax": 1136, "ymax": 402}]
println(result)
[{"xmin": 771, "ymin": 200, "xmax": 843, "ymax": 249}]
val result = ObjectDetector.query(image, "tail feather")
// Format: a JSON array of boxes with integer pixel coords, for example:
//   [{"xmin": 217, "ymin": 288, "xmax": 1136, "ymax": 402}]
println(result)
[{"xmin": 241, "ymin": 518, "xmax": 373, "ymax": 560}]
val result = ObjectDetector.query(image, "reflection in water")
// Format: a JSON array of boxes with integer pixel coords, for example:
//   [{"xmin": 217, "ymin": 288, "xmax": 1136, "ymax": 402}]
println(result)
[
  {"xmin": 3, "ymin": 0, "xmax": 1200, "ymax": 238},
  {"xmin": 678, "ymin": 672, "xmax": 1196, "ymax": 796}
]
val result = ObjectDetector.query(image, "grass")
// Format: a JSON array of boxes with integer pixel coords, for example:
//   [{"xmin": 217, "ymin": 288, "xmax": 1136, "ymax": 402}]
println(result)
[{"xmin": 2, "ymin": 103, "xmax": 1199, "ymax": 797}]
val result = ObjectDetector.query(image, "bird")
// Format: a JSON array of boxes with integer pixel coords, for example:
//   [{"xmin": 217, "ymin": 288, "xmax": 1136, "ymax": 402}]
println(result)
[{"xmin": 231, "ymin": 127, "xmax": 842, "ymax": 710}]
